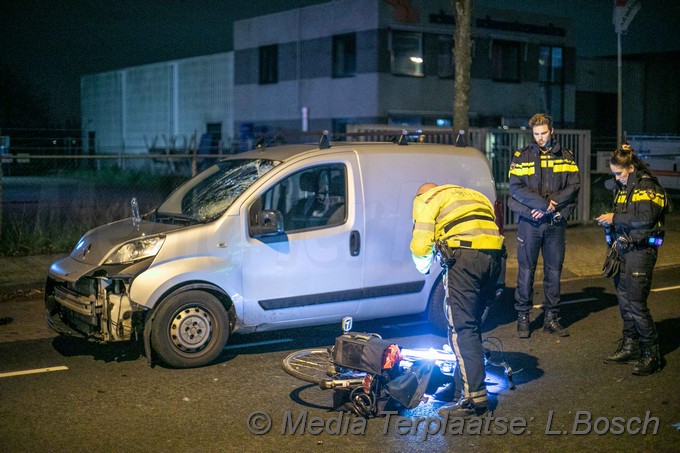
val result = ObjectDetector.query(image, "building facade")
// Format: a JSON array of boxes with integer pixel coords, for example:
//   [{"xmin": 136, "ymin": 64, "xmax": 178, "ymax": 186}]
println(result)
[
  {"xmin": 232, "ymin": 0, "xmax": 575, "ymax": 138},
  {"xmin": 81, "ymin": 52, "xmax": 233, "ymax": 155},
  {"xmin": 80, "ymin": 0, "xmax": 671, "ymax": 157}
]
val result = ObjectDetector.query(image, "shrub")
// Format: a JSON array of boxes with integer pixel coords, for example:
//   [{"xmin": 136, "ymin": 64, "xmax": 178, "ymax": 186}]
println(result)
[{"xmin": 0, "ymin": 171, "xmax": 184, "ymax": 256}]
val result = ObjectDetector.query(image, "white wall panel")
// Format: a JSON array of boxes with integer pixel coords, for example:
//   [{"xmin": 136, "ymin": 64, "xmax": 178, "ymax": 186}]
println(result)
[
  {"xmin": 81, "ymin": 72, "xmax": 123, "ymax": 153},
  {"xmin": 81, "ymin": 52, "xmax": 234, "ymax": 155}
]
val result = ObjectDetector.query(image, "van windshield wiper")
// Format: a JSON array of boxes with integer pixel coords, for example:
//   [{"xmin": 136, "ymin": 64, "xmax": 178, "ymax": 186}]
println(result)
[{"xmin": 154, "ymin": 212, "xmax": 198, "ymax": 225}]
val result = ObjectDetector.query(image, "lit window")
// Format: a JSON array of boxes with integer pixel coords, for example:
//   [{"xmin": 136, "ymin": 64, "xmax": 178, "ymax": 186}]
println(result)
[{"xmin": 391, "ymin": 30, "xmax": 423, "ymax": 77}]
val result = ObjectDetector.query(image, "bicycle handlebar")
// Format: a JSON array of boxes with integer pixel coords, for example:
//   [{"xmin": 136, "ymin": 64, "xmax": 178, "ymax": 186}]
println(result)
[{"xmin": 319, "ymin": 378, "xmax": 364, "ymax": 390}]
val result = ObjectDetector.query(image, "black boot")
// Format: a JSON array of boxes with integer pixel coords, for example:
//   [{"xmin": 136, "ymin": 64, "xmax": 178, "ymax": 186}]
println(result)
[
  {"xmin": 517, "ymin": 312, "xmax": 530, "ymax": 338},
  {"xmin": 438, "ymin": 396, "xmax": 488, "ymax": 418},
  {"xmin": 543, "ymin": 312, "xmax": 569, "ymax": 337},
  {"xmin": 632, "ymin": 343, "xmax": 661, "ymax": 375},
  {"xmin": 604, "ymin": 337, "xmax": 640, "ymax": 364}
]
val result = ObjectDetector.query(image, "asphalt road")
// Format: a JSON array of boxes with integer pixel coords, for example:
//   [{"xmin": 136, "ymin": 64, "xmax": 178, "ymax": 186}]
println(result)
[{"xmin": 1, "ymin": 270, "xmax": 680, "ymax": 452}]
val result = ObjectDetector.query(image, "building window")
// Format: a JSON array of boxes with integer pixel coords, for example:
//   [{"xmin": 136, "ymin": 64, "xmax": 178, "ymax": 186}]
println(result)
[
  {"xmin": 391, "ymin": 30, "xmax": 423, "ymax": 77},
  {"xmin": 388, "ymin": 115, "xmax": 422, "ymax": 127},
  {"xmin": 539, "ymin": 46, "xmax": 564, "ymax": 123},
  {"xmin": 332, "ymin": 118, "xmax": 351, "ymax": 139},
  {"xmin": 332, "ymin": 33, "xmax": 356, "ymax": 78},
  {"xmin": 491, "ymin": 40, "xmax": 520, "ymax": 82},
  {"xmin": 438, "ymin": 35, "xmax": 454, "ymax": 79},
  {"xmin": 206, "ymin": 123, "xmax": 222, "ymax": 143},
  {"xmin": 259, "ymin": 45, "xmax": 278, "ymax": 84}
]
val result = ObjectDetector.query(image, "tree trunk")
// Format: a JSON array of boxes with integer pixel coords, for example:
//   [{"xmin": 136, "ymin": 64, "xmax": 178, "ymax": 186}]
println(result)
[
  {"xmin": 452, "ymin": 0, "xmax": 472, "ymax": 139},
  {"xmin": 0, "ymin": 152, "xmax": 3, "ymax": 244}
]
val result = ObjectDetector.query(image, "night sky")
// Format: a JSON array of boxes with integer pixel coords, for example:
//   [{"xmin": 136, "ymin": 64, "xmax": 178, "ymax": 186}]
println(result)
[{"xmin": 1, "ymin": 0, "xmax": 678, "ymax": 126}]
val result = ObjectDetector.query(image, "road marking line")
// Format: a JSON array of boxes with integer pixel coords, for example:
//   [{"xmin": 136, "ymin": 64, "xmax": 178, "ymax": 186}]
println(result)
[
  {"xmin": 224, "ymin": 338, "xmax": 293, "ymax": 350},
  {"xmin": 532, "ymin": 297, "xmax": 598, "ymax": 309},
  {"xmin": 651, "ymin": 285, "xmax": 680, "ymax": 292},
  {"xmin": 0, "ymin": 366, "xmax": 68, "ymax": 379}
]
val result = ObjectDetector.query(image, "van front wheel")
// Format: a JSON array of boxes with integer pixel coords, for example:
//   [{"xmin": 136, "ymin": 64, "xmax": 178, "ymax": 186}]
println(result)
[{"xmin": 151, "ymin": 290, "xmax": 229, "ymax": 368}]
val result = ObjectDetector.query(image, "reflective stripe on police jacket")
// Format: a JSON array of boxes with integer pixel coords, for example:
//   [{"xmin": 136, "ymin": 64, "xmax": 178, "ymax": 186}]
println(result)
[{"xmin": 410, "ymin": 184, "xmax": 504, "ymax": 257}]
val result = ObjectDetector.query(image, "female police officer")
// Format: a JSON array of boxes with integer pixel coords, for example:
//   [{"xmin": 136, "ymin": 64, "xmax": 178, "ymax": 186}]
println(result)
[{"xmin": 596, "ymin": 144, "xmax": 667, "ymax": 375}]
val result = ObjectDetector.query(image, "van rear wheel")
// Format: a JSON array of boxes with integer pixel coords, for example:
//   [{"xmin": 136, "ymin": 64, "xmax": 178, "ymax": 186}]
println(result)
[
  {"xmin": 151, "ymin": 290, "xmax": 229, "ymax": 368},
  {"xmin": 426, "ymin": 274, "xmax": 495, "ymax": 336},
  {"xmin": 426, "ymin": 276, "xmax": 448, "ymax": 336}
]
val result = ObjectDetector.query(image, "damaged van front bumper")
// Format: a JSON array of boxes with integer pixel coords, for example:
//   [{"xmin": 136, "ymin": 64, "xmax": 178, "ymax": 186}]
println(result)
[{"xmin": 45, "ymin": 255, "xmax": 152, "ymax": 343}]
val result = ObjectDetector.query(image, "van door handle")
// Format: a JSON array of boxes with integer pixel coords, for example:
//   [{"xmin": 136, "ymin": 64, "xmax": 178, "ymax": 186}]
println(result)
[{"xmin": 349, "ymin": 230, "xmax": 361, "ymax": 256}]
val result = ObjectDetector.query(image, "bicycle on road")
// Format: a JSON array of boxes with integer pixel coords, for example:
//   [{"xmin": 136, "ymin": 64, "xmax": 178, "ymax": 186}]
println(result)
[{"xmin": 281, "ymin": 317, "xmax": 515, "ymax": 417}]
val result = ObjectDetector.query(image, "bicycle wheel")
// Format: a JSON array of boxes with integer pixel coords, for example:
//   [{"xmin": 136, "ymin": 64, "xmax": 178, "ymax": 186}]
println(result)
[{"xmin": 282, "ymin": 348, "xmax": 335, "ymax": 384}]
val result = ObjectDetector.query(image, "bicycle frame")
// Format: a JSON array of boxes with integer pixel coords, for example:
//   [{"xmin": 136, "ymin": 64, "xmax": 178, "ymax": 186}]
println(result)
[{"xmin": 281, "ymin": 317, "xmax": 516, "ymax": 396}]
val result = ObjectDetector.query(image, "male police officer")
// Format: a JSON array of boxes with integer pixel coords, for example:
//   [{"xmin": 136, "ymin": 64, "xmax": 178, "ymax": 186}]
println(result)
[
  {"xmin": 508, "ymin": 113, "xmax": 580, "ymax": 338},
  {"xmin": 410, "ymin": 183, "xmax": 504, "ymax": 418}
]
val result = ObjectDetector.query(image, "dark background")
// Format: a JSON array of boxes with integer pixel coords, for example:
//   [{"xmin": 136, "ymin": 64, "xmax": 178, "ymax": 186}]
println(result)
[
  {"xmin": 1, "ymin": 0, "xmax": 679, "ymax": 128},
  {"xmin": 0, "ymin": 0, "xmax": 324, "ymax": 127}
]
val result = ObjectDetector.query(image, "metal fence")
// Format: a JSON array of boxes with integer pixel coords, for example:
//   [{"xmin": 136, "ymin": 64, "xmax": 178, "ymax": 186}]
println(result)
[
  {"xmin": 347, "ymin": 125, "xmax": 591, "ymax": 228},
  {"xmin": 1, "ymin": 126, "xmax": 591, "ymax": 230}
]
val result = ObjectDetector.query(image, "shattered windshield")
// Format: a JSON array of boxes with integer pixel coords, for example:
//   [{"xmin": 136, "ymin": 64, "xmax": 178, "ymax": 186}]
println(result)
[{"xmin": 156, "ymin": 159, "xmax": 279, "ymax": 224}]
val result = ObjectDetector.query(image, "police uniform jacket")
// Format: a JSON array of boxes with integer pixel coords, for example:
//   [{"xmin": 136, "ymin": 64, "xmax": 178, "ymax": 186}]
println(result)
[
  {"xmin": 607, "ymin": 170, "xmax": 666, "ymax": 244},
  {"xmin": 508, "ymin": 142, "xmax": 580, "ymax": 220},
  {"xmin": 410, "ymin": 185, "xmax": 504, "ymax": 274}
]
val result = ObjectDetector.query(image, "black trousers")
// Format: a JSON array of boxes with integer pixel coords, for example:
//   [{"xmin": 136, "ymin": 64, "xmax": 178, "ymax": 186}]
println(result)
[
  {"xmin": 514, "ymin": 218, "xmax": 566, "ymax": 315},
  {"xmin": 445, "ymin": 248, "xmax": 501, "ymax": 405},
  {"xmin": 613, "ymin": 246, "xmax": 658, "ymax": 344}
]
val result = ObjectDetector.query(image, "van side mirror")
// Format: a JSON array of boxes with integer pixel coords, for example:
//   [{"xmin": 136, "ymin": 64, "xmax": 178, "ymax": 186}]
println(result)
[{"xmin": 250, "ymin": 210, "xmax": 284, "ymax": 237}]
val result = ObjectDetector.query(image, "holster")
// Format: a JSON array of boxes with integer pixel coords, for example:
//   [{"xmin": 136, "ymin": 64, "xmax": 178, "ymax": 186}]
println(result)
[
  {"xmin": 435, "ymin": 240, "xmax": 456, "ymax": 268},
  {"xmin": 602, "ymin": 243, "xmax": 622, "ymax": 279}
]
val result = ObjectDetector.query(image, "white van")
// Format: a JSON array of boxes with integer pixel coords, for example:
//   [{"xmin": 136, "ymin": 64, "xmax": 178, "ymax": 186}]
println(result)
[{"xmin": 45, "ymin": 138, "xmax": 504, "ymax": 368}]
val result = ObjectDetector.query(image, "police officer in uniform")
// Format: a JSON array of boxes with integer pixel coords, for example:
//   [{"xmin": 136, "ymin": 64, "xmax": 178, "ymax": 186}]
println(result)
[
  {"xmin": 508, "ymin": 113, "xmax": 580, "ymax": 338},
  {"xmin": 410, "ymin": 183, "xmax": 504, "ymax": 418},
  {"xmin": 596, "ymin": 144, "xmax": 667, "ymax": 375}
]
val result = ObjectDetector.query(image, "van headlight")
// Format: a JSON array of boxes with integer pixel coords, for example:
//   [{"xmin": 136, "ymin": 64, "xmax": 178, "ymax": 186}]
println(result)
[{"xmin": 104, "ymin": 236, "xmax": 165, "ymax": 265}]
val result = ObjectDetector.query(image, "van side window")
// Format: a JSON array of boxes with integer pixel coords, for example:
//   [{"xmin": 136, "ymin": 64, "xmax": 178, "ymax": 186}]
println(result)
[{"xmin": 250, "ymin": 164, "xmax": 347, "ymax": 232}]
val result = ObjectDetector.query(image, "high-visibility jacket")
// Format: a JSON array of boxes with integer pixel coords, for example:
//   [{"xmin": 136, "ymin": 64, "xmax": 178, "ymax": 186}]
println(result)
[
  {"xmin": 608, "ymin": 170, "xmax": 667, "ymax": 244},
  {"xmin": 508, "ymin": 142, "xmax": 580, "ymax": 220},
  {"xmin": 410, "ymin": 185, "xmax": 504, "ymax": 273}
]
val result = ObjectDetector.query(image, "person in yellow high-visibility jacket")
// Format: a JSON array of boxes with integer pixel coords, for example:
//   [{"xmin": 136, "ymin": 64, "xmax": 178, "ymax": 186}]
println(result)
[{"xmin": 410, "ymin": 183, "xmax": 504, "ymax": 419}]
